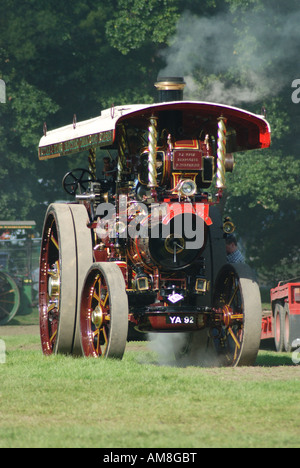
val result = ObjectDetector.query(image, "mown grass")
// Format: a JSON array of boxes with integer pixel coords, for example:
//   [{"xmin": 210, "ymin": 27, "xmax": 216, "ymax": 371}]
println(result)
[{"xmin": 0, "ymin": 323, "xmax": 299, "ymax": 448}]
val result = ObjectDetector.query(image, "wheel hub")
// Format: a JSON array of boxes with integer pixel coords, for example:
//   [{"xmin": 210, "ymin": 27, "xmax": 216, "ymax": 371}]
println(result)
[
  {"xmin": 92, "ymin": 305, "xmax": 104, "ymax": 328},
  {"xmin": 222, "ymin": 305, "xmax": 233, "ymax": 327},
  {"xmin": 48, "ymin": 264, "xmax": 60, "ymax": 297}
]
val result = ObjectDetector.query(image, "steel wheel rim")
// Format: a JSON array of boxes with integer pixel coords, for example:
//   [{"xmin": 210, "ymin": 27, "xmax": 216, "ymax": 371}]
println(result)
[
  {"xmin": 81, "ymin": 269, "xmax": 111, "ymax": 357},
  {"xmin": 213, "ymin": 268, "xmax": 245, "ymax": 366},
  {"xmin": 39, "ymin": 215, "xmax": 60, "ymax": 355},
  {"xmin": 80, "ymin": 262, "xmax": 128, "ymax": 359}
]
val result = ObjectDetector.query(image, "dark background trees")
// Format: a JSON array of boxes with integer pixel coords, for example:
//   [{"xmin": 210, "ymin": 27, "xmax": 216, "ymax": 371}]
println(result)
[{"xmin": 0, "ymin": 0, "xmax": 299, "ymax": 284}]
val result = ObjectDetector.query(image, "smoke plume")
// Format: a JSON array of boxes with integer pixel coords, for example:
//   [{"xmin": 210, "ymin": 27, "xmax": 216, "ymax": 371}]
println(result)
[{"xmin": 159, "ymin": 8, "xmax": 300, "ymax": 105}]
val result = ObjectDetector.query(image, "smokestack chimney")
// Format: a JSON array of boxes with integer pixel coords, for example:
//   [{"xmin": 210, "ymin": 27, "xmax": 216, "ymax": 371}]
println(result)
[{"xmin": 155, "ymin": 77, "xmax": 186, "ymax": 102}]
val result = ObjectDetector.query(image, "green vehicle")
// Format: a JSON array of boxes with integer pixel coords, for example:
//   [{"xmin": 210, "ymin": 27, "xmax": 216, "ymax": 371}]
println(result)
[{"xmin": 0, "ymin": 221, "xmax": 39, "ymax": 325}]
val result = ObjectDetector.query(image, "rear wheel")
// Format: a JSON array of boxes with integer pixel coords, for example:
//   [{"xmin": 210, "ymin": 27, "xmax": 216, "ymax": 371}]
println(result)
[
  {"xmin": 69, "ymin": 204, "xmax": 93, "ymax": 355},
  {"xmin": 175, "ymin": 264, "xmax": 262, "ymax": 367},
  {"xmin": 39, "ymin": 203, "xmax": 92, "ymax": 355},
  {"xmin": 80, "ymin": 262, "xmax": 128, "ymax": 359},
  {"xmin": 212, "ymin": 263, "xmax": 262, "ymax": 366}
]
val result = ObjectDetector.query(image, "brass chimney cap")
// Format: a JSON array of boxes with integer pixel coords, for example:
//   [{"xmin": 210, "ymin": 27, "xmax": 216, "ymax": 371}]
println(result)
[{"xmin": 154, "ymin": 77, "xmax": 186, "ymax": 91}]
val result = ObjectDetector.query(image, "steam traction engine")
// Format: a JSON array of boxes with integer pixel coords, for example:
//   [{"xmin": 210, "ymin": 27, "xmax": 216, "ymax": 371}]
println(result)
[{"xmin": 38, "ymin": 78, "xmax": 271, "ymax": 366}]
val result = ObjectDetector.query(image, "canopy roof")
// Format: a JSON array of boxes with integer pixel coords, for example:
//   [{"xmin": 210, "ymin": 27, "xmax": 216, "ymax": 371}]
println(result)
[{"xmin": 38, "ymin": 101, "xmax": 271, "ymax": 160}]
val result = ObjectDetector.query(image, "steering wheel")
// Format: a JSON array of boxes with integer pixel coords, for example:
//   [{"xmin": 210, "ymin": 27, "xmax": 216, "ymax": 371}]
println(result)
[{"xmin": 62, "ymin": 168, "xmax": 96, "ymax": 196}]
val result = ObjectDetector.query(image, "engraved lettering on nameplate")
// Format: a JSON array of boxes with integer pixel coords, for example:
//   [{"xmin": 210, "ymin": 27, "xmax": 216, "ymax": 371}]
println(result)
[{"xmin": 173, "ymin": 150, "xmax": 202, "ymax": 170}]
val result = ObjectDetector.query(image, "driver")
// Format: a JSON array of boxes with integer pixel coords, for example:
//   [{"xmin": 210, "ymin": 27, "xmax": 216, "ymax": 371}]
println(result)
[{"xmin": 103, "ymin": 156, "xmax": 116, "ymax": 179}]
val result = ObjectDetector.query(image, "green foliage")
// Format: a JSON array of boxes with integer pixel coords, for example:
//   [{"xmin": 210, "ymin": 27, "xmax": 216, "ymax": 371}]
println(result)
[
  {"xmin": 225, "ymin": 0, "xmax": 264, "ymax": 12},
  {"xmin": 227, "ymin": 151, "xmax": 300, "ymax": 212},
  {"xmin": 0, "ymin": 0, "xmax": 178, "ymax": 229},
  {"xmin": 226, "ymin": 150, "xmax": 300, "ymax": 282},
  {"xmin": 106, "ymin": 0, "xmax": 179, "ymax": 54},
  {"xmin": 10, "ymin": 80, "xmax": 59, "ymax": 148}
]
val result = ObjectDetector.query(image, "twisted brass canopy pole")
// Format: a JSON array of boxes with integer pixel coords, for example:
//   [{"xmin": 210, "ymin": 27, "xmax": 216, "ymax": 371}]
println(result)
[
  {"xmin": 216, "ymin": 116, "xmax": 227, "ymax": 190},
  {"xmin": 88, "ymin": 148, "xmax": 97, "ymax": 179},
  {"xmin": 117, "ymin": 124, "xmax": 127, "ymax": 182},
  {"xmin": 148, "ymin": 116, "xmax": 158, "ymax": 188}
]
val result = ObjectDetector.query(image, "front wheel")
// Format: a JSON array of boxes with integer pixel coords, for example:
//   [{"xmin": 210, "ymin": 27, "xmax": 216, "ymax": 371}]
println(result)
[{"xmin": 80, "ymin": 262, "xmax": 128, "ymax": 359}]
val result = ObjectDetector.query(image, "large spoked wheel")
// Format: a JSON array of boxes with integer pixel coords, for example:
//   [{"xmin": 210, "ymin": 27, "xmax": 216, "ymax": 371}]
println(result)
[
  {"xmin": 80, "ymin": 262, "xmax": 128, "ymax": 359},
  {"xmin": 212, "ymin": 263, "xmax": 262, "ymax": 367},
  {"xmin": 39, "ymin": 203, "xmax": 92, "ymax": 355},
  {"xmin": 0, "ymin": 272, "xmax": 20, "ymax": 325}
]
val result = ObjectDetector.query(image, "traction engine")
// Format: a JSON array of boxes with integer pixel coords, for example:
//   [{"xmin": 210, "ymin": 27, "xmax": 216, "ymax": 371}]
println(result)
[{"xmin": 38, "ymin": 77, "xmax": 271, "ymax": 366}]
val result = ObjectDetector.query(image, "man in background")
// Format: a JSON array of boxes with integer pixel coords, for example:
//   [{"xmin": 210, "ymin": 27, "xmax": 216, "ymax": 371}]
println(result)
[{"xmin": 226, "ymin": 234, "xmax": 245, "ymax": 263}]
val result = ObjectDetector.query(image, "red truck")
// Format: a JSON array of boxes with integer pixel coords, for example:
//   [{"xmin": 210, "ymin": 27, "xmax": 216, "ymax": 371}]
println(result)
[{"xmin": 261, "ymin": 278, "xmax": 300, "ymax": 352}]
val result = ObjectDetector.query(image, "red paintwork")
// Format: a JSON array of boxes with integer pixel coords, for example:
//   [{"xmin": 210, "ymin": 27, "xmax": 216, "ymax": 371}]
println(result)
[
  {"xmin": 261, "ymin": 315, "xmax": 274, "ymax": 340},
  {"xmin": 270, "ymin": 280, "xmax": 300, "ymax": 315},
  {"xmin": 117, "ymin": 102, "xmax": 271, "ymax": 151},
  {"xmin": 162, "ymin": 202, "xmax": 212, "ymax": 226},
  {"xmin": 260, "ymin": 279, "xmax": 300, "ymax": 340}
]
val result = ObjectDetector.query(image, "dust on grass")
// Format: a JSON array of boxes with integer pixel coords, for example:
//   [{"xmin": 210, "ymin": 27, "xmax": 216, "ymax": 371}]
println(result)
[{"xmin": 1, "ymin": 325, "xmax": 299, "ymax": 381}]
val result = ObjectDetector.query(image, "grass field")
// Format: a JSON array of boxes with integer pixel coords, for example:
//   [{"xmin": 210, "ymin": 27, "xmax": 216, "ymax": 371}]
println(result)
[{"xmin": 0, "ymin": 311, "xmax": 299, "ymax": 448}]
